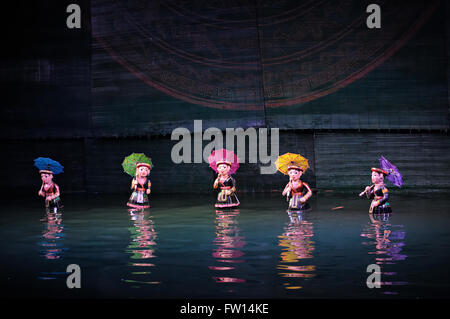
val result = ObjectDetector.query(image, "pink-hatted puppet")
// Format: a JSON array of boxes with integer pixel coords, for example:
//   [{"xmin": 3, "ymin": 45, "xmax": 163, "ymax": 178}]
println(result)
[
  {"xmin": 209, "ymin": 149, "xmax": 240, "ymax": 209},
  {"xmin": 276, "ymin": 153, "xmax": 313, "ymax": 212},
  {"xmin": 34, "ymin": 157, "xmax": 64, "ymax": 211},
  {"xmin": 359, "ymin": 156, "xmax": 403, "ymax": 214},
  {"xmin": 122, "ymin": 153, "xmax": 153, "ymax": 210}
]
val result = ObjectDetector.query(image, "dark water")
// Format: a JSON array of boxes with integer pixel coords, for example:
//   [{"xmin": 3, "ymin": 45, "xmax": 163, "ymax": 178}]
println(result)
[{"xmin": 1, "ymin": 192, "xmax": 450, "ymax": 299}]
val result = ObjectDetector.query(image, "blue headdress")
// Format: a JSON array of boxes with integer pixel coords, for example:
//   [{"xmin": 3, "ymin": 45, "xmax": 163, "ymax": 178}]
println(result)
[{"xmin": 34, "ymin": 157, "xmax": 64, "ymax": 175}]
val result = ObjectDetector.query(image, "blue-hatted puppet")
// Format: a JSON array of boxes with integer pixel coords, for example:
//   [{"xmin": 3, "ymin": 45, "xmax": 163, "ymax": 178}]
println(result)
[{"xmin": 34, "ymin": 157, "xmax": 64, "ymax": 211}]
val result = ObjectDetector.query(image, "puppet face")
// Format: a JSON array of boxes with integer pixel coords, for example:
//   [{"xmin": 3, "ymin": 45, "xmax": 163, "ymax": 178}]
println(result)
[
  {"xmin": 217, "ymin": 163, "xmax": 231, "ymax": 176},
  {"xmin": 41, "ymin": 173, "xmax": 53, "ymax": 184},
  {"xmin": 288, "ymin": 169, "xmax": 302, "ymax": 181},
  {"xmin": 371, "ymin": 171, "xmax": 384, "ymax": 184},
  {"xmin": 137, "ymin": 166, "xmax": 150, "ymax": 177}
]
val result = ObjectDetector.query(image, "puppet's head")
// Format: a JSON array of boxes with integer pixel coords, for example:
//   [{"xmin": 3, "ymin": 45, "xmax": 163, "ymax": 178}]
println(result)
[
  {"xmin": 371, "ymin": 167, "xmax": 387, "ymax": 184},
  {"xmin": 40, "ymin": 170, "xmax": 54, "ymax": 184},
  {"xmin": 216, "ymin": 161, "xmax": 231, "ymax": 176},
  {"xmin": 287, "ymin": 164, "xmax": 304, "ymax": 181},
  {"xmin": 136, "ymin": 163, "xmax": 151, "ymax": 177}
]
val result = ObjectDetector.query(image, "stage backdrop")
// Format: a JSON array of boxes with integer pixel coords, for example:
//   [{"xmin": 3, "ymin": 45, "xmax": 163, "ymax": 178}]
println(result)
[
  {"xmin": 0, "ymin": 0, "xmax": 92, "ymax": 139},
  {"xmin": 1, "ymin": 0, "xmax": 448, "ymax": 138},
  {"xmin": 0, "ymin": 0, "xmax": 449, "ymax": 193},
  {"xmin": 91, "ymin": 0, "xmax": 448, "ymax": 136}
]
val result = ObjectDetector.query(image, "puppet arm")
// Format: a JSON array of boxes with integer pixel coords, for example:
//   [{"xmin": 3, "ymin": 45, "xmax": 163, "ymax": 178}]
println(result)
[{"xmin": 300, "ymin": 183, "xmax": 312, "ymax": 203}]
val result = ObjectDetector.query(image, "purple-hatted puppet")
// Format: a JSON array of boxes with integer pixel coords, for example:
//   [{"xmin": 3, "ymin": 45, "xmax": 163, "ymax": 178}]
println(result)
[{"xmin": 359, "ymin": 156, "xmax": 403, "ymax": 214}]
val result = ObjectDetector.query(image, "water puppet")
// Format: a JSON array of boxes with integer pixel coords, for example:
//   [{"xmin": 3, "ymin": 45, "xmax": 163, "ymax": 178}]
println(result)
[
  {"xmin": 276, "ymin": 153, "xmax": 312, "ymax": 212},
  {"xmin": 359, "ymin": 156, "xmax": 403, "ymax": 214},
  {"xmin": 34, "ymin": 157, "xmax": 64, "ymax": 212},
  {"xmin": 122, "ymin": 153, "xmax": 153, "ymax": 209},
  {"xmin": 209, "ymin": 149, "xmax": 240, "ymax": 209}
]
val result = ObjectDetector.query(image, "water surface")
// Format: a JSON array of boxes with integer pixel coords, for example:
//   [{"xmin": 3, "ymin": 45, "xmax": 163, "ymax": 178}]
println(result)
[{"xmin": 1, "ymin": 192, "xmax": 449, "ymax": 298}]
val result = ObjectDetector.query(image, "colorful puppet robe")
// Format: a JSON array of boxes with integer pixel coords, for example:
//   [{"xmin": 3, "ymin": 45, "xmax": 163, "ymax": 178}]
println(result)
[{"xmin": 214, "ymin": 176, "xmax": 240, "ymax": 208}]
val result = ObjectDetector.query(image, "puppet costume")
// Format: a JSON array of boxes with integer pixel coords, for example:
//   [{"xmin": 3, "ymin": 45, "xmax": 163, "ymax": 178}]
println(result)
[
  {"xmin": 214, "ymin": 175, "xmax": 240, "ymax": 208},
  {"xmin": 122, "ymin": 154, "xmax": 153, "ymax": 210},
  {"xmin": 127, "ymin": 177, "xmax": 151, "ymax": 209},
  {"xmin": 275, "ymin": 153, "xmax": 312, "ymax": 213},
  {"xmin": 209, "ymin": 149, "xmax": 240, "ymax": 209},
  {"xmin": 127, "ymin": 163, "xmax": 151, "ymax": 209},
  {"xmin": 39, "ymin": 177, "xmax": 63, "ymax": 209},
  {"xmin": 359, "ymin": 163, "xmax": 401, "ymax": 214},
  {"xmin": 366, "ymin": 183, "xmax": 392, "ymax": 214},
  {"xmin": 287, "ymin": 180, "xmax": 311, "ymax": 211},
  {"xmin": 34, "ymin": 157, "xmax": 64, "ymax": 211}
]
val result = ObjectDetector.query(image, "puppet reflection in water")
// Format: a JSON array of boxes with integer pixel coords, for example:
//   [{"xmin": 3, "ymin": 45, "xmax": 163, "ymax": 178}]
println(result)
[
  {"xmin": 278, "ymin": 212, "xmax": 315, "ymax": 290},
  {"xmin": 38, "ymin": 210, "xmax": 65, "ymax": 260},
  {"xmin": 361, "ymin": 213, "xmax": 408, "ymax": 294},
  {"xmin": 124, "ymin": 210, "xmax": 160, "ymax": 286},
  {"xmin": 37, "ymin": 210, "xmax": 67, "ymax": 281},
  {"xmin": 209, "ymin": 209, "xmax": 246, "ymax": 284},
  {"xmin": 39, "ymin": 208, "xmax": 65, "ymax": 259}
]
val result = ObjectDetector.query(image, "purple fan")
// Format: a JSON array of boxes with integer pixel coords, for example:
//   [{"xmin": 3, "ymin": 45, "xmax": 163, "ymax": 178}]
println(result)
[{"xmin": 379, "ymin": 156, "xmax": 403, "ymax": 187}]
